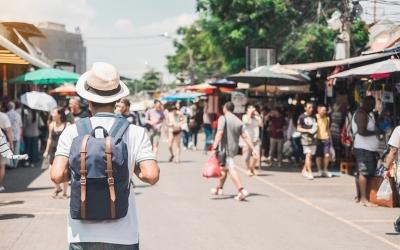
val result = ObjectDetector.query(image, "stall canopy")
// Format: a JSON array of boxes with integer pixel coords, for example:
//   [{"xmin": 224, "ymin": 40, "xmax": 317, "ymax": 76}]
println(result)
[
  {"xmin": 49, "ymin": 84, "xmax": 76, "ymax": 95},
  {"xmin": 10, "ymin": 68, "xmax": 79, "ymax": 84},
  {"xmin": 162, "ymin": 92, "xmax": 204, "ymax": 102},
  {"xmin": 186, "ymin": 83, "xmax": 216, "ymax": 94},
  {"xmin": 328, "ymin": 58, "xmax": 400, "ymax": 79},
  {"xmin": 227, "ymin": 65, "xmax": 309, "ymax": 86},
  {"xmin": 250, "ymin": 84, "xmax": 310, "ymax": 94}
]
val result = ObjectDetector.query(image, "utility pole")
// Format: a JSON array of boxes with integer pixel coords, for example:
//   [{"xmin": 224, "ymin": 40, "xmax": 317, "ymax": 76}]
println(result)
[{"xmin": 373, "ymin": 0, "xmax": 377, "ymax": 23}]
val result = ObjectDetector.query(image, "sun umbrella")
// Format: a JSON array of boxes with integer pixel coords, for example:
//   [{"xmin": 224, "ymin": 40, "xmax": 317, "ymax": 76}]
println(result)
[
  {"xmin": 227, "ymin": 65, "xmax": 310, "ymax": 86},
  {"xmin": 10, "ymin": 68, "xmax": 79, "ymax": 84},
  {"xmin": 186, "ymin": 83, "xmax": 216, "ymax": 94},
  {"xmin": 161, "ymin": 92, "xmax": 204, "ymax": 102},
  {"xmin": 20, "ymin": 91, "xmax": 57, "ymax": 111},
  {"xmin": 49, "ymin": 84, "xmax": 76, "ymax": 96},
  {"xmin": 210, "ymin": 79, "xmax": 238, "ymax": 88},
  {"xmin": 250, "ymin": 84, "xmax": 310, "ymax": 94},
  {"xmin": 328, "ymin": 58, "xmax": 400, "ymax": 79}
]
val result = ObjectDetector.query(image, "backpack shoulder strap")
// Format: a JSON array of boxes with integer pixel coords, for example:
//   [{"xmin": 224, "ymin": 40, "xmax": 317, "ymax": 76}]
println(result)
[
  {"xmin": 109, "ymin": 117, "xmax": 130, "ymax": 142},
  {"xmin": 76, "ymin": 118, "xmax": 92, "ymax": 135}
]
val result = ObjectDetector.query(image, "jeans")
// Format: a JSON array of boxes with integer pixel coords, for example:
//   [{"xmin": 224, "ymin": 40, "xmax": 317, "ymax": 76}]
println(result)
[
  {"xmin": 24, "ymin": 136, "xmax": 39, "ymax": 164},
  {"xmin": 69, "ymin": 242, "xmax": 139, "ymax": 250},
  {"xmin": 182, "ymin": 130, "xmax": 189, "ymax": 148},
  {"xmin": 189, "ymin": 131, "xmax": 198, "ymax": 147},
  {"xmin": 203, "ymin": 124, "xmax": 213, "ymax": 151},
  {"xmin": 8, "ymin": 140, "xmax": 20, "ymax": 167},
  {"xmin": 269, "ymin": 138, "xmax": 283, "ymax": 162},
  {"xmin": 291, "ymin": 137, "xmax": 303, "ymax": 162}
]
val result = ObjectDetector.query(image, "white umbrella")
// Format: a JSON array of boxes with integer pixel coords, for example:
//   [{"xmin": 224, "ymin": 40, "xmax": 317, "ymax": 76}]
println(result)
[{"xmin": 20, "ymin": 91, "xmax": 57, "ymax": 112}]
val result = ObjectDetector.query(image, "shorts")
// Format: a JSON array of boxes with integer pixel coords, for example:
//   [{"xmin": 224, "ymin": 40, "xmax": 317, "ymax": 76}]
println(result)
[
  {"xmin": 148, "ymin": 130, "xmax": 161, "ymax": 145},
  {"xmin": 243, "ymin": 141, "xmax": 261, "ymax": 161},
  {"xmin": 302, "ymin": 145, "xmax": 316, "ymax": 155},
  {"xmin": 353, "ymin": 148, "xmax": 379, "ymax": 176},
  {"xmin": 223, "ymin": 157, "xmax": 235, "ymax": 170},
  {"xmin": 316, "ymin": 140, "xmax": 331, "ymax": 157}
]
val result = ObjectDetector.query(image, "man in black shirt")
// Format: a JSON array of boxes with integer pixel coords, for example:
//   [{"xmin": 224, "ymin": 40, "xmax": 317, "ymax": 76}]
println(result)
[{"xmin": 66, "ymin": 97, "xmax": 89, "ymax": 123}]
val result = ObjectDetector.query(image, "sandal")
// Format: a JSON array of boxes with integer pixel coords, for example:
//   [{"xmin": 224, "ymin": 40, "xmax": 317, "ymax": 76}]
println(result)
[
  {"xmin": 169, "ymin": 155, "xmax": 174, "ymax": 162},
  {"xmin": 61, "ymin": 194, "xmax": 70, "ymax": 199},
  {"xmin": 52, "ymin": 188, "xmax": 62, "ymax": 198}
]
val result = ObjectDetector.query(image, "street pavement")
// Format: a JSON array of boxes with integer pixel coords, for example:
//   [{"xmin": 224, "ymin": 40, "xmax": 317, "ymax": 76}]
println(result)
[{"xmin": 1, "ymin": 138, "xmax": 400, "ymax": 250}]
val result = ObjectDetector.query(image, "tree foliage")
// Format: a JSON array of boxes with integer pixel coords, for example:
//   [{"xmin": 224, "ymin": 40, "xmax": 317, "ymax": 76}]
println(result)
[
  {"xmin": 126, "ymin": 69, "xmax": 162, "ymax": 94},
  {"xmin": 167, "ymin": 0, "xmax": 370, "ymax": 79}
]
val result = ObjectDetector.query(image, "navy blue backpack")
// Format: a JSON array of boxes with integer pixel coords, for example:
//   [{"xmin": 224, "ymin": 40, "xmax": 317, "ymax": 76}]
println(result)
[{"xmin": 69, "ymin": 116, "xmax": 130, "ymax": 220}]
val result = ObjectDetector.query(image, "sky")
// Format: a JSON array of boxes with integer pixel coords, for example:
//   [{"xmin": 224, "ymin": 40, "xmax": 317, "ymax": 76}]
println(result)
[
  {"xmin": 0, "ymin": 0, "xmax": 400, "ymax": 82},
  {"xmin": 0, "ymin": 0, "xmax": 197, "ymax": 81}
]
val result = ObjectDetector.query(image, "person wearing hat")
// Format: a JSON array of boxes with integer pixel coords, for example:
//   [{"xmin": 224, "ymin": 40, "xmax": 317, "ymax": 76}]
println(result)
[{"xmin": 50, "ymin": 62, "xmax": 160, "ymax": 249}]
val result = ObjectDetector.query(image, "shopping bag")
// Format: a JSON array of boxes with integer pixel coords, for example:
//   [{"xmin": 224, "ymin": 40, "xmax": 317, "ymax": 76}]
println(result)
[
  {"xmin": 202, "ymin": 155, "xmax": 222, "ymax": 178},
  {"xmin": 377, "ymin": 178, "xmax": 392, "ymax": 201}
]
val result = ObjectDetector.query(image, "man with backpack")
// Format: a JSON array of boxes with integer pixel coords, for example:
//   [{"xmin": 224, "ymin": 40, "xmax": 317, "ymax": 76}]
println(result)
[{"xmin": 51, "ymin": 62, "xmax": 160, "ymax": 250}]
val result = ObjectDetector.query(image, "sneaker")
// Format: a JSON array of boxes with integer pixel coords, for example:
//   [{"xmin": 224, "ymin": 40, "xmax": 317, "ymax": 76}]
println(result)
[
  {"xmin": 321, "ymin": 171, "xmax": 333, "ymax": 178},
  {"xmin": 210, "ymin": 187, "xmax": 223, "ymax": 196},
  {"xmin": 0, "ymin": 186, "xmax": 5, "ymax": 192},
  {"xmin": 301, "ymin": 169, "xmax": 308, "ymax": 178},
  {"xmin": 235, "ymin": 189, "xmax": 249, "ymax": 201},
  {"xmin": 307, "ymin": 172, "xmax": 314, "ymax": 180}
]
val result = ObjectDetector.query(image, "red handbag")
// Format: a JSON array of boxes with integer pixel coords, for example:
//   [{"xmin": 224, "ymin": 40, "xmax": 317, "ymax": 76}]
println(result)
[{"xmin": 202, "ymin": 155, "xmax": 222, "ymax": 178}]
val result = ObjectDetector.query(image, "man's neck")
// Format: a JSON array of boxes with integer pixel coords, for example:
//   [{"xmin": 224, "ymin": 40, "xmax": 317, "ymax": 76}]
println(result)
[{"xmin": 91, "ymin": 107, "xmax": 114, "ymax": 115}]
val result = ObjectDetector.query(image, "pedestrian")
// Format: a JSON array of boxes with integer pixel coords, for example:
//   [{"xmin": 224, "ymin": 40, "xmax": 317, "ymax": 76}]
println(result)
[
  {"xmin": 145, "ymin": 100, "xmax": 165, "ymax": 156},
  {"xmin": 210, "ymin": 102, "xmax": 258, "ymax": 201},
  {"xmin": 22, "ymin": 106, "xmax": 41, "ymax": 167},
  {"xmin": 43, "ymin": 107, "xmax": 70, "ymax": 199},
  {"xmin": 188, "ymin": 102, "xmax": 201, "ymax": 150},
  {"xmin": 266, "ymin": 108, "xmax": 286, "ymax": 167},
  {"xmin": 297, "ymin": 102, "xmax": 317, "ymax": 180},
  {"xmin": 115, "ymin": 98, "xmax": 140, "ymax": 125},
  {"xmin": 6, "ymin": 101, "xmax": 22, "ymax": 168},
  {"xmin": 178, "ymin": 102, "xmax": 190, "ymax": 150},
  {"xmin": 0, "ymin": 128, "xmax": 17, "ymax": 192},
  {"xmin": 315, "ymin": 105, "xmax": 333, "ymax": 178},
  {"xmin": 50, "ymin": 62, "xmax": 160, "ymax": 249},
  {"xmin": 242, "ymin": 105, "xmax": 262, "ymax": 176},
  {"xmin": 66, "ymin": 97, "xmax": 89, "ymax": 123},
  {"xmin": 352, "ymin": 96, "xmax": 380, "ymax": 207},
  {"xmin": 166, "ymin": 106, "xmax": 185, "ymax": 163},
  {"xmin": 203, "ymin": 102, "xmax": 213, "ymax": 153}
]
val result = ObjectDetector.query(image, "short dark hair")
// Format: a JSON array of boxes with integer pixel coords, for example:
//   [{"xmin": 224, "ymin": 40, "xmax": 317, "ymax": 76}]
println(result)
[
  {"xmin": 154, "ymin": 99, "xmax": 161, "ymax": 105},
  {"xmin": 224, "ymin": 102, "xmax": 235, "ymax": 112},
  {"xmin": 90, "ymin": 101, "xmax": 117, "ymax": 109},
  {"xmin": 119, "ymin": 98, "xmax": 130, "ymax": 107}
]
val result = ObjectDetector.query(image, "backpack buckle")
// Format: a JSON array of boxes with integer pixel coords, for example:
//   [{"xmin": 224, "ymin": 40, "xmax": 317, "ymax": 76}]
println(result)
[
  {"xmin": 107, "ymin": 177, "xmax": 114, "ymax": 185},
  {"xmin": 80, "ymin": 177, "xmax": 87, "ymax": 185}
]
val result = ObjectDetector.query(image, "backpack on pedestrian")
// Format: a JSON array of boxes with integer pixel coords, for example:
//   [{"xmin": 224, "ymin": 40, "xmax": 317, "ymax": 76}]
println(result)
[{"xmin": 69, "ymin": 117, "xmax": 130, "ymax": 220}]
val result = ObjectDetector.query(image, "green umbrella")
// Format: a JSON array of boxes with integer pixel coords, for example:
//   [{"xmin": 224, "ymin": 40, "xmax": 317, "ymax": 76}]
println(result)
[{"xmin": 10, "ymin": 68, "xmax": 80, "ymax": 84}]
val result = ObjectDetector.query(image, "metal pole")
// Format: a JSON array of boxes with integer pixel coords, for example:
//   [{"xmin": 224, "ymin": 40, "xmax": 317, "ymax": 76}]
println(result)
[{"xmin": 373, "ymin": 0, "xmax": 377, "ymax": 23}]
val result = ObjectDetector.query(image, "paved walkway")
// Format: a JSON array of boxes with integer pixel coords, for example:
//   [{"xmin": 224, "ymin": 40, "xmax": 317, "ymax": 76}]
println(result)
[{"xmin": 0, "ymin": 140, "xmax": 400, "ymax": 249}]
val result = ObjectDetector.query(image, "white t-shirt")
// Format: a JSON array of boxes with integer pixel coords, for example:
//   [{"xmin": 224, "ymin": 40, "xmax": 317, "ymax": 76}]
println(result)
[
  {"xmin": 242, "ymin": 115, "xmax": 259, "ymax": 142},
  {"xmin": 55, "ymin": 114, "xmax": 155, "ymax": 245},
  {"xmin": 0, "ymin": 112, "xmax": 11, "ymax": 129},
  {"xmin": 388, "ymin": 126, "xmax": 400, "ymax": 162}
]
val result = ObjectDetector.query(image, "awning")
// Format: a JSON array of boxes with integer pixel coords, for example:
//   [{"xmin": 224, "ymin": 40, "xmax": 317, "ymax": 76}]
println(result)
[
  {"xmin": 0, "ymin": 49, "xmax": 29, "ymax": 64},
  {"xmin": 0, "ymin": 33, "xmax": 51, "ymax": 68},
  {"xmin": 282, "ymin": 52, "xmax": 392, "ymax": 71}
]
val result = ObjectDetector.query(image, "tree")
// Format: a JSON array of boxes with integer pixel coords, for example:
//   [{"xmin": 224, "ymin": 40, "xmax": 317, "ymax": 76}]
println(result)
[{"xmin": 125, "ymin": 69, "xmax": 162, "ymax": 94}]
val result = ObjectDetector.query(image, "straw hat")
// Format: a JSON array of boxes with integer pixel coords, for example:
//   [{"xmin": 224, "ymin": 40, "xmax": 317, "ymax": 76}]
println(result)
[{"xmin": 76, "ymin": 62, "xmax": 129, "ymax": 103}]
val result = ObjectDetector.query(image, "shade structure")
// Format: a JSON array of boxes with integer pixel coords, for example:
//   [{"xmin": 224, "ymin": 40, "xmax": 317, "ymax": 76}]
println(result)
[
  {"xmin": 250, "ymin": 84, "xmax": 310, "ymax": 94},
  {"xmin": 186, "ymin": 83, "xmax": 216, "ymax": 94},
  {"xmin": 161, "ymin": 92, "xmax": 204, "ymax": 102},
  {"xmin": 210, "ymin": 79, "xmax": 237, "ymax": 88},
  {"xmin": 10, "ymin": 68, "xmax": 79, "ymax": 84},
  {"xmin": 227, "ymin": 65, "xmax": 310, "ymax": 86},
  {"xmin": 328, "ymin": 58, "xmax": 400, "ymax": 79},
  {"xmin": 49, "ymin": 84, "xmax": 76, "ymax": 96},
  {"xmin": 20, "ymin": 91, "xmax": 57, "ymax": 111}
]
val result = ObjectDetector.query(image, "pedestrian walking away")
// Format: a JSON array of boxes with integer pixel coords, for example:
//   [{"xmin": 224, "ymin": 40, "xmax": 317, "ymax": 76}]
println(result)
[
  {"xmin": 352, "ymin": 96, "xmax": 380, "ymax": 207},
  {"xmin": 266, "ymin": 108, "xmax": 286, "ymax": 168},
  {"xmin": 297, "ymin": 102, "xmax": 317, "ymax": 180},
  {"xmin": 166, "ymin": 105, "xmax": 185, "ymax": 164},
  {"xmin": 145, "ymin": 100, "xmax": 165, "ymax": 157},
  {"xmin": 210, "ymin": 102, "xmax": 258, "ymax": 201},
  {"xmin": 315, "ymin": 104, "xmax": 333, "ymax": 178},
  {"xmin": 242, "ymin": 105, "xmax": 262, "ymax": 175},
  {"xmin": 43, "ymin": 107, "xmax": 70, "ymax": 199},
  {"xmin": 50, "ymin": 62, "xmax": 160, "ymax": 250},
  {"xmin": 6, "ymin": 101, "xmax": 22, "ymax": 168}
]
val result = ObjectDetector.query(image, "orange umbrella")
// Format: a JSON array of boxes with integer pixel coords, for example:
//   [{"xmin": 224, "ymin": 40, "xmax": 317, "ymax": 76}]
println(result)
[
  {"xmin": 49, "ymin": 84, "xmax": 76, "ymax": 96},
  {"xmin": 186, "ymin": 83, "xmax": 216, "ymax": 94}
]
